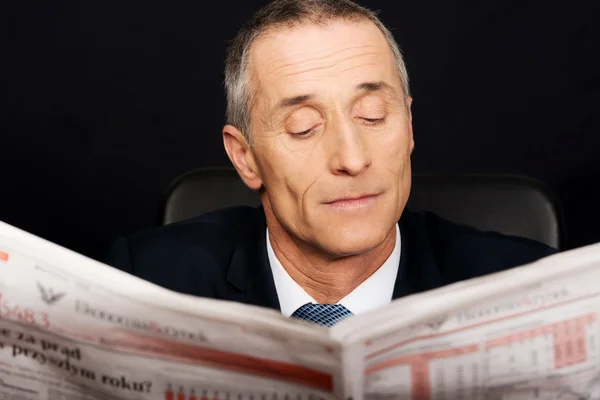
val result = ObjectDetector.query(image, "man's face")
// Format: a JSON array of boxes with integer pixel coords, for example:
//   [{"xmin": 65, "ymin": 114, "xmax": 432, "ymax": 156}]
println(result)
[{"xmin": 242, "ymin": 20, "xmax": 413, "ymax": 257}]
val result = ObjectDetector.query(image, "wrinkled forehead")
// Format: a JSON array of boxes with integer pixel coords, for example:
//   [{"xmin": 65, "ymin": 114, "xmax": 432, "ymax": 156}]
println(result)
[{"xmin": 248, "ymin": 20, "xmax": 401, "ymax": 112}]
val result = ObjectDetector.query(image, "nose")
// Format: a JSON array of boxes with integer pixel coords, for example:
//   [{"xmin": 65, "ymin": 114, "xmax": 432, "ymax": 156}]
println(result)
[{"xmin": 327, "ymin": 118, "xmax": 372, "ymax": 176}]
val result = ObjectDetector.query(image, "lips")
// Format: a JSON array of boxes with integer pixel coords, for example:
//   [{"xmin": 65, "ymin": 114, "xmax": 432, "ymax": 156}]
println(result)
[
  {"xmin": 324, "ymin": 193, "xmax": 381, "ymax": 210},
  {"xmin": 325, "ymin": 194, "xmax": 378, "ymax": 204}
]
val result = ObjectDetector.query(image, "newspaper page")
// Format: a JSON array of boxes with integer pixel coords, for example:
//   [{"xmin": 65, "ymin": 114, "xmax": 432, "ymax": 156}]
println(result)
[
  {"xmin": 0, "ymin": 220, "xmax": 343, "ymax": 400},
  {"xmin": 333, "ymin": 242, "xmax": 600, "ymax": 400}
]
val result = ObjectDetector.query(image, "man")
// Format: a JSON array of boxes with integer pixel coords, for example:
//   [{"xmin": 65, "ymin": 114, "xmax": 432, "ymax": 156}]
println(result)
[{"xmin": 107, "ymin": 0, "xmax": 556, "ymax": 326}]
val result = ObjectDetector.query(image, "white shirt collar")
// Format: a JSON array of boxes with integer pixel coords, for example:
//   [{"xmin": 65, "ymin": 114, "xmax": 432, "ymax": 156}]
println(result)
[{"xmin": 266, "ymin": 225, "xmax": 401, "ymax": 317}]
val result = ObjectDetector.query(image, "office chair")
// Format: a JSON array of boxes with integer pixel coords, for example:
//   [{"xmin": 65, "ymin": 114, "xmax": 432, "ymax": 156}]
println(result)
[{"xmin": 162, "ymin": 166, "xmax": 564, "ymax": 249}]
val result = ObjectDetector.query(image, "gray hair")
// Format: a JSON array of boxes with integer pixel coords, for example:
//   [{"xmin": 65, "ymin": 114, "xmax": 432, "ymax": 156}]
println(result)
[{"xmin": 224, "ymin": 0, "xmax": 410, "ymax": 144}]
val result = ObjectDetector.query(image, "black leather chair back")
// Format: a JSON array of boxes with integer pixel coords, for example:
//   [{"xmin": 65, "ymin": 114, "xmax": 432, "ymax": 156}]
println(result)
[{"xmin": 163, "ymin": 167, "xmax": 563, "ymax": 249}]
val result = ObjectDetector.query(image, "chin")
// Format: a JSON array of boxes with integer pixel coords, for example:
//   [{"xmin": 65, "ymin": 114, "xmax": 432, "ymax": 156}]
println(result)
[{"xmin": 318, "ymin": 224, "xmax": 391, "ymax": 257}]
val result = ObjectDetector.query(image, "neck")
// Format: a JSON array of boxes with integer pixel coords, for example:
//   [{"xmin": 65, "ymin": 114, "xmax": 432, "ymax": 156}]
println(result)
[{"xmin": 265, "ymin": 208, "xmax": 397, "ymax": 304}]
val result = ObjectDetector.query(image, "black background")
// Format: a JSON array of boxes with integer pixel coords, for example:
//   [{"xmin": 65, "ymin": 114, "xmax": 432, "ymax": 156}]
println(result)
[{"xmin": 2, "ymin": 0, "xmax": 599, "ymax": 261}]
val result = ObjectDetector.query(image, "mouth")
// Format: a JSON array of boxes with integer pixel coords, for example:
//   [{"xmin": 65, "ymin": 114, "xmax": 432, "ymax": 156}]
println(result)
[{"xmin": 324, "ymin": 193, "xmax": 381, "ymax": 210}]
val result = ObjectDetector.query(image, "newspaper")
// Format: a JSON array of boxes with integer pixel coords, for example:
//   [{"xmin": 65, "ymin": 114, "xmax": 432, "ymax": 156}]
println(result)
[{"xmin": 1, "ymin": 220, "xmax": 600, "ymax": 400}]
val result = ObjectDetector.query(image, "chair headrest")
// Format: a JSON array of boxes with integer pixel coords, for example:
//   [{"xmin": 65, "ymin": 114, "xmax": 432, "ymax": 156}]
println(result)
[{"xmin": 163, "ymin": 167, "xmax": 563, "ymax": 249}]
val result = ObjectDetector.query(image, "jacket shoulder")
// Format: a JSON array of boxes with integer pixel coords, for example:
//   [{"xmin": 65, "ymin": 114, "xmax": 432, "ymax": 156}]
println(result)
[
  {"xmin": 106, "ymin": 206, "xmax": 260, "ymax": 294},
  {"xmin": 126, "ymin": 206, "xmax": 256, "ymax": 252},
  {"xmin": 406, "ymin": 210, "xmax": 557, "ymax": 282}
]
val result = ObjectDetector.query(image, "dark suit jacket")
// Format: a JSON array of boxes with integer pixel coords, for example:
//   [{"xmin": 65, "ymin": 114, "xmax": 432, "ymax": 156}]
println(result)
[{"xmin": 107, "ymin": 207, "xmax": 557, "ymax": 311}]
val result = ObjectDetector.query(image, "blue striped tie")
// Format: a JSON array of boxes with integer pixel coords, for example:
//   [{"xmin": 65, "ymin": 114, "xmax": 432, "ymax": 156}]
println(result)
[{"xmin": 291, "ymin": 303, "xmax": 353, "ymax": 327}]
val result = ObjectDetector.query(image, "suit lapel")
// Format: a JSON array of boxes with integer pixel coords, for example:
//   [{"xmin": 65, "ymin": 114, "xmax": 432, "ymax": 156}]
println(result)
[
  {"xmin": 224, "ymin": 207, "xmax": 281, "ymax": 311},
  {"xmin": 393, "ymin": 210, "xmax": 444, "ymax": 299}
]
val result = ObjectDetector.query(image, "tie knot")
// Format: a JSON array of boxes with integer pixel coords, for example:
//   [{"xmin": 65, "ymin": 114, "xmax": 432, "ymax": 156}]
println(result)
[{"xmin": 291, "ymin": 303, "xmax": 353, "ymax": 327}]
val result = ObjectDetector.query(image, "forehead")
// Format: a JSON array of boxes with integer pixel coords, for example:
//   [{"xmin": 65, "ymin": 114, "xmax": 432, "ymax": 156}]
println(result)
[{"xmin": 249, "ymin": 20, "xmax": 400, "ymax": 105}]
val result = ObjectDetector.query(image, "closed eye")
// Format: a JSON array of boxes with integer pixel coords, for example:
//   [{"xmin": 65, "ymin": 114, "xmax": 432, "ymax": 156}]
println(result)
[
  {"xmin": 291, "ymin": 126, "xmax": 317, "ymax": 137},
  {"xmin": 361, "ymin": 117, "xmax": 385, "ymax": 125},
  {"xmin": 294, "ymin": 128, "xmax": 311, "ymax": 135}
]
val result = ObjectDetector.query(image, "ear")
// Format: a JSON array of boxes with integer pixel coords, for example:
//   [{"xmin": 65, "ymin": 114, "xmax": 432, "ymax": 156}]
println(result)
[
  {"xmin": 406, "ymin": 96, "xmax": 415, "ymax": 154},
  {"xmin": 222, "ymin": 124, "xmax": 263, "ymax": 190}
]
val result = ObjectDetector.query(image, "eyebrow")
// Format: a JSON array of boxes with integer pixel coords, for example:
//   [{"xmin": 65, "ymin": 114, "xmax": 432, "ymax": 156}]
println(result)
[
  {"xmin": 356, "ymin": 81, "xmax": 397, "ymax": 95},
  {"xmin": 278, "ymin": 94, "xmax": 314, "ymax": 109},
  {"xmin": 275, "ymin": 81, "xmax": 398, "ymax": 112}
]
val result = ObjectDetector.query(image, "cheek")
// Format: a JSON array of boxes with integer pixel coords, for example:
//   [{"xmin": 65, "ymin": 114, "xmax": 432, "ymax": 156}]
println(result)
[
  {"xmin": 261, "ymin": 139, "xmax": 324, "ymax": 203},
  {"xmin": 373, "ymin": 123, "xmax": 412, "ymax": 169}
]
